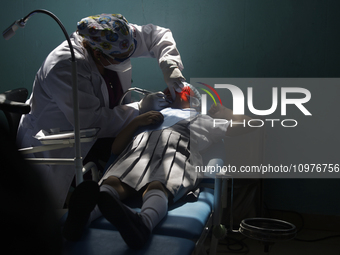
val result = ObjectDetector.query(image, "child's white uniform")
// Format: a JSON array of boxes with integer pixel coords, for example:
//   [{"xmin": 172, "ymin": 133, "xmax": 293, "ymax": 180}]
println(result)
[{"xmin": 99, "ymin": 108, "xmax": 229, "ymax": 202}]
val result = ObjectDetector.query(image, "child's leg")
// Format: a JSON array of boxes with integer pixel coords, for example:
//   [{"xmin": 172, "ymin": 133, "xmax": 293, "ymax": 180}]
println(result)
[
  {"xmin": 101, "ymin": 176, "xmax": 136, "ymax": 200},
  {"xmin": 63, "ymin": 177, "xmax": 136, "ymax": 241},
  {"xmin": 97, "ymin": 181, "xmax": 168, "ymax": 249},
  {"xmin": 88, "ymin": 176, "xmax": 136, "ymax": 223},
  {"xmin": 140, "ymin": 181, "xmax": 169, "ymax": 231}
]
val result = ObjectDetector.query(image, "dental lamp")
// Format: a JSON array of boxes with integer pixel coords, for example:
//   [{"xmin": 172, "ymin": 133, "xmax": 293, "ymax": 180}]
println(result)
[{"xmin": 3, "ymin": 9, "xmax": 83, "ymax": 185}]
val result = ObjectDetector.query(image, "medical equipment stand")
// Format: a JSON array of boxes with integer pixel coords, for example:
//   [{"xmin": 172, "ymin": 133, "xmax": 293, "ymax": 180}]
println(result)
[{"xmin": 3, "ymin": 9, "xmax": 84, "ymax": 185}]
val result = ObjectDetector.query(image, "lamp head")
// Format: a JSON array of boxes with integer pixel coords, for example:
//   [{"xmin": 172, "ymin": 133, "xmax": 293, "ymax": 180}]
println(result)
[{"xmin": 3, "ymin": 19, "xmax": 26, "ymax": 40}]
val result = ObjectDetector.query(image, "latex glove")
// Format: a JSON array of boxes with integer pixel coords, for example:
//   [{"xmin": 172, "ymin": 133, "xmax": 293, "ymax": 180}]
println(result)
[
  {"xmin": 160, "ymin": 60, "xmax": 185, "ymax": 100},
  {"xmin": 139, "ymin": 92, "xmax": 170, "ymax": 114}
]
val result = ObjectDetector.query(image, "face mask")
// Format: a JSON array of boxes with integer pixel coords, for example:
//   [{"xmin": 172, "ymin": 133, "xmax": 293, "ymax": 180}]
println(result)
[{"xmin": 100, "ymin": 58, "xmax": 132, "ymax": 72}]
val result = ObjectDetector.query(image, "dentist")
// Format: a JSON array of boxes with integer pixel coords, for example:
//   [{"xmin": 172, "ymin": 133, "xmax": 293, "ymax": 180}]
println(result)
[{"xmin": 17, "ymin": 13, "xmax": 185, "ymax": 208}]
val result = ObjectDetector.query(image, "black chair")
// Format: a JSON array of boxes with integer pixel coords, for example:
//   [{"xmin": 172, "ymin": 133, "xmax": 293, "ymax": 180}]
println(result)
[
  {"xmin": 0, "ymin": 88, "xmax": 30, "ymax": 140},
  {"xmin": 0, "ymin": 91, "xmax": 62, "ymax": 254}
]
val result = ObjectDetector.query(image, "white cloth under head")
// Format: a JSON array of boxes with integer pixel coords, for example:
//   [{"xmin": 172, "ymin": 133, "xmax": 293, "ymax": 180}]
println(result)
[{"xmin": 137, "ymin": 107, "xmax": 198, "ymax": 135}]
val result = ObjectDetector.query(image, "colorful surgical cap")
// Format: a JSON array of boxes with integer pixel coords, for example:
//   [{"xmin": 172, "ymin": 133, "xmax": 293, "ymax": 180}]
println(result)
[{"xmin": 77, "ymin": 14, "xmax": 135, "ymax": 57}]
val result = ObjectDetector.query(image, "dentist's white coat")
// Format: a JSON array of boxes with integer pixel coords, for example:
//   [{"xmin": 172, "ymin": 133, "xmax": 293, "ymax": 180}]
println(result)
[{"xmin": 17, "ymin": 23, "xmax": 184, "ymax": 208}]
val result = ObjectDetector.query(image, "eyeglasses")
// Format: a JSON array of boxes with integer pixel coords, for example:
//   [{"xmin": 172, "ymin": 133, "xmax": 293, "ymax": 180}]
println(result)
[{"xmin": 102, "ymin": 39, "xmax": 137, "ymax": 63}]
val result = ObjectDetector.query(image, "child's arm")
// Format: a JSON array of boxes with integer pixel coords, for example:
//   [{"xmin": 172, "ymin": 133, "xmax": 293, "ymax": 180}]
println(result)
[{"xmin": 111, "ymin": 111, "xmax": 164, "ymax": 155}]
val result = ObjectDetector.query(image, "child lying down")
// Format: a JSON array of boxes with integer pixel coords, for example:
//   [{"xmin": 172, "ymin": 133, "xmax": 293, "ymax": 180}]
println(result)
[{"xmin": 63, "ymin": 84, "xmax": 253, "ymax": 249}]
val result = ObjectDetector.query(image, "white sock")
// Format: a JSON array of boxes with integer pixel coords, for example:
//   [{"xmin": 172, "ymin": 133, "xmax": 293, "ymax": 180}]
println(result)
[
  {"xmin": 87, "ymin": 184, "xmax": 120, "ymax": 226},
  {"xmin": 140, "ymin": 189, "xmax": 168, "ymax": 231},
  {"xmin": 100, "ymin": 184, "xmax": 120, "ymax": 200},
  {"xmin": 86, "ymin": 205, "xmax": 101, "ymax": 226}
]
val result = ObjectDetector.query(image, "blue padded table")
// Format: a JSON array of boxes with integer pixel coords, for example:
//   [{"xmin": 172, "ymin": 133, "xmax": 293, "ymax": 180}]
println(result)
[
  {"xmin": 89, "ymin": 187, "xmax": 214, "ymax": 240},
  {"xmin": 63, "ymin": 228, "xmax": 195, "ymax": 255}
]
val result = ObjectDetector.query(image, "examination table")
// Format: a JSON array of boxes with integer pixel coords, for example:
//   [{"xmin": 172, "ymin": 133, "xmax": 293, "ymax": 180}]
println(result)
[{"xmin": 61, "ymin": 140, "xmax": 228, "ymax": 255}]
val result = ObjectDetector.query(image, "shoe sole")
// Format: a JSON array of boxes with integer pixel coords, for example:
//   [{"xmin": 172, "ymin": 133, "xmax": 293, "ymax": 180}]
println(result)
[
  {"xmin": 98, "ymin": 192, "xmax": 149, "ymax": 249},
  {"xmin": 62, "ymin": 181, "xmax": 99, "ymax": 241}
]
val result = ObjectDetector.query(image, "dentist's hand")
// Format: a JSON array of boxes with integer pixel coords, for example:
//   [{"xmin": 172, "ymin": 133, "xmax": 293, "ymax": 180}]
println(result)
[
  {"xmin": 139, "ymin": 92, "xmax": 170, "ymax": 114},
  {"xmin": 160, "ymin": 60, "xmax": 185, "ymax": 100}
]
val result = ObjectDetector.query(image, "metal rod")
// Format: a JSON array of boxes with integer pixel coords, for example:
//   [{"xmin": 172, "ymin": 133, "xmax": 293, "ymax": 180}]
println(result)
[
  {"xmin": 25, "ymin": 158, "xmax": 75, "ymax": 165},
  {"xmin": 19, "ymin": 143, "xmax": 74, "ymax": 154}
]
